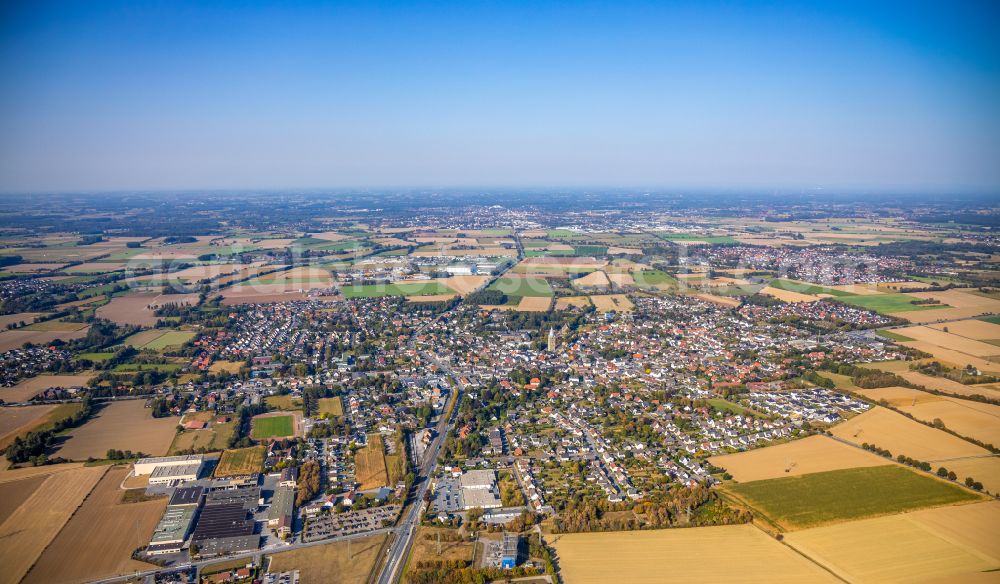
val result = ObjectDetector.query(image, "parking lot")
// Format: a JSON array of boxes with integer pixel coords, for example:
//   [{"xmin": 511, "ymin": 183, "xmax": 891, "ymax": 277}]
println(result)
[
  {"xmin": 430, "ymin": 476, "xmax": 462, "ymax": 513},
  {"xmin": 302, "ymin": 504, "xmax": 400, "ymax": 542}
]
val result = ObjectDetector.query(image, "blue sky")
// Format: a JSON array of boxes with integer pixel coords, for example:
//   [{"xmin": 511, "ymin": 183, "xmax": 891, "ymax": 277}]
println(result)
[{"xmin": 0, "ymin": 0, "xmax": 997, "ymax": 193}]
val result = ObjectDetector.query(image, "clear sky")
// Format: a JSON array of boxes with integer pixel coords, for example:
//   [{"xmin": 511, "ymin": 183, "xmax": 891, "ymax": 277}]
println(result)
[{"xmin": 0, "ymin": 0, "xmax": 997, "ymax": 193}]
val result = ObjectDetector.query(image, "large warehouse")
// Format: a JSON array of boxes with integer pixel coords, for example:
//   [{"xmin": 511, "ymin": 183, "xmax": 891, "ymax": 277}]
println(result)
[{"xmin": 134, "ymin": 454, "xmax": 205, "ymax": 476}]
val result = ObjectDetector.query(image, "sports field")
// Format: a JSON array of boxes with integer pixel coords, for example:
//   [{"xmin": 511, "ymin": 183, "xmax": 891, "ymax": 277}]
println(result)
[
  {"xmin": 341, "ymin": 281, "xmax": 454, "ymax": 298},
  {"xmin": 549, "ymin": 524, "xmax": 838, "ymax": 584},
  {"xmin": 727, "ymin": 465, "xmax": 981, "ymax": 529},
  {"xmin": 251, "ymin": 413, "xmax": 296, "ymax": 439},
  {"xmin": 215, "ymin": 446, "xmax": 266, "ymax": 477}
]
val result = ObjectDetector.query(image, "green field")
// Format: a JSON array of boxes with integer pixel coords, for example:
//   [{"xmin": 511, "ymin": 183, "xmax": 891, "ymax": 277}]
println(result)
[
  {"xmin": 77, "ymin": 352, "xmax": 115, "ymax": 362},
  {"xmin": 840, "ymin": 293, "xmax": 951, "ymax": 314},
  {"xmin": 572, "ymin": 245, "xmax": 608, "ymax": 256},
  {"xmin": 341, "ymin": 281, "xmax": 454, "ymax": 298},
  {"xmin": 728, "ymin": 465, "xmax": 979, "ymax": 529},
  {"xmin": 634, "ymin": 270, "xmax": 677, "ymax": 286},
  {"xmin": 489, "ymin": 276, "xmax": 554, "ymax": 297},
  {"xmin": 112, "ymin": 363, "xmax": 183, "ymax": 373},
  {"xmin": 251, "ymin": 414, "xmax": 295, "ymax": 439},
  {"xmin": 877, "ymin": 329, "xmax": 916, "ymax": 342},
  {"xmin": 143, "ymin": 330, "xmax": 195, "ymax": 350},
  {"xmin": 705, "ymin": 398, "xmax": 755, "ymax": 415},
  {"xmin": 769, "ymin": 279, "xmax": 855, "ymax": 297},
  {"xmin": 979, "ymin": 315, "xmax": 1000, "ymax": 325},
  {"xmin": 655, "ymin": 233, "xmax": 737, "ymax": 244},
  {"xmin": 215, "ymin": 446, "xmax": 266, "ymax": 477}
]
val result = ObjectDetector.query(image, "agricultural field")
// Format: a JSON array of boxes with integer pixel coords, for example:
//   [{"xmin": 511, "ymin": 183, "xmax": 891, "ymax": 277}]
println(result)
[
  {"xmin": 590, "ymin": 294, "xmax": 634, "ymax": 312},
  {"xmin": 830, "ymin": 406, "xmax": 989, "ymax": 462},
  {"xmin": 856, "ymin": 388, "xmax": 1000, "ymax": 446},
  {"xmin": 488, "ymin": 276, "xmax": 553, "ymax": 297},
  {"xmin": 548, "ymin": 524, "xmax": 838, "ymax": 584},
  {"xmin": 841, "ymin": 292, "xmax": 951, "ymax": 314},
  {"xmin": 784, "ymin": 501, "xmax": 1000, "ymax": 583},
  {"xmin": 54, "ymin": 400, "xmax": 177, "ymax": 460},
  {"xmin": 23, "ymin": 466, "xmax": 166, "ymax": 584},
  {"xmin": 727, "ymin": 465, "xmax": 981, "ymax": 530},
  {"xmin": 208, "ymin": 360, "xmax": 244, "ymax": 374},
  {"xmin": 0, "ymin": 465, "xmax": 107, "ymax": 584},
  {"xmin": 215, "ymin": 446, "xmax": 266, "ymax": 477},
  {"xmin": 515, "ymin": 296, "xmax": 552, "ymax": 312},
  {"xmin": 436, "ymin": 275, "xmax": 490, "ymax": 295},
  {"xmin": 0, "ymin": 405, "xmax": 59, "ymax": 451},
  {"xmin": 759, "ymin": 285, "xmax": 820, "ymax": 303},
  {"xmin": 0, "ymin": 326, "xmax": 90, "ymax": 351},
  {"xmin": 572, "ymin": 270, "xmax": 611, "ymax": 288},
  {"xmin": 554, "ymin": 295, "xmax": 592, "ymax": 309},
  {"xmin": 355, "ymin": 433, "xmax": 389, "ymax": 490},
  {"xmin": 251, "ymin": 412, "xmax": 297, "ymax": 439},
  {"xmin": 341, "ymin": 281, "xmax": 454, "ymax": 298},
  {"xmin": 709, "ymin": 435, "xmax": 892, "ymax": 482},
  {"xmin": 123, "ymin": 329, "xmax": 195, "ymax": 350},
  {"xmin": 1, "ymin": 374, "xmax": 91, "ymax": 407},
  {"xmin": 96, "ymin": 291, "xmax": 198, "ymax": 326},
  {"xmin": 267, "ymin": 532, "xmax": 387, "ymax": 584}
]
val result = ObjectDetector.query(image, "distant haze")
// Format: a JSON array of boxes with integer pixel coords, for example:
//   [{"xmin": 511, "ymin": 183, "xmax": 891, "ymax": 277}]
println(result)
[{"xmin": 1, "ymin": 1, "xmax": 998, "ymax": 193}]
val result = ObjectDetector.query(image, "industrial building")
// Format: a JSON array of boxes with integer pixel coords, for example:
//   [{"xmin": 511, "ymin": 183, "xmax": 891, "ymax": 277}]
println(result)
[
  {"xmin": 188, "ymin": 486, "xmax": 262, "ymax": 556},
  {"xmin": 459, "ymin": 469, "xmax": 502, "ymax": 510},
  {"xmin": 147, "ymin": 486, "xmax": 205, "ymax": 555},
  {"xmin": 267, "ymin": 486, "xmax": 296, "ymax": 538},
  {"xmin": 149, "ymin": 462, "xmax": 202, "ymax": 485},
  {"xmin": 134, "ymin": 454, "xmax": 205, "ymax": 476}
]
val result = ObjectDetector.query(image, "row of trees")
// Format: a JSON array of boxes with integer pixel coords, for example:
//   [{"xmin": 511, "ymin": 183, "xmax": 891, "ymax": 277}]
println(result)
[
  {"xmin": 5, "ymin": 396, "xmax": 96, "ymax": 464},
  {"xmin": 296, "ymin": 460, "xmax": 322, "ymax": 506}
]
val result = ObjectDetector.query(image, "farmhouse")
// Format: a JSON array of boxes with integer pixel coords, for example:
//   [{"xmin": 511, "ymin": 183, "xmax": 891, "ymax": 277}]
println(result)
[{"xmin": 134, "ymin": 454, "xmax": 205, "ymax": 476}]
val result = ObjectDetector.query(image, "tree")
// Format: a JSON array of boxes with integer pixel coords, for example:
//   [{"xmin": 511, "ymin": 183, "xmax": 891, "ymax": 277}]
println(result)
[{"xmin": 936, "ymin": 467, "xmax": 948, "ymax": 478}]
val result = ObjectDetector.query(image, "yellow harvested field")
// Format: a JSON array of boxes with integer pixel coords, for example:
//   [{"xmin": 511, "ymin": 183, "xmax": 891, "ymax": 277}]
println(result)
[
  {"xmin": 437, "ymin": 275, "xmax": 490, "ymax": 295},
  {"xmin": 928, "ymin": 319, "xmax": 1000, "ymax": 340},
  {"xmin": 759, "ymin": 286, "xmax": 820, "ymax": 303},
  {"xmin": 55, "ymin": 400, "xmax": 178, "ymax": 460},
  {"xmin": 830, "ymin": 406, "xmax": 988, "ymax": 461},
  {"xmin": 897, "ymin": 399, "xmax": 1000, "ymax": 446},
  {"xmin": 895, "ymin": 326, "xmax": 1000, "ymax": 358},
  {"xmin": 694, "ymin": 293, "xmax": 741, "ymax": 307},
  {"xmin": 515, "ymin": 296, "xmax": 552, "ymax": 312},
  {"xmin": 828, "ymin": 283, "xmax": 887, "ymax": 295},
  {"xmin": 709, "ymin": 435, "xmax": 892, "ymax": 482},
  {"xmin": 0, "ymin": 465, "xmax": 107, "ymax": 584},
  {"xmin": 520, "ymin": 257, "xmax": 607, "ymax": 269},
  {"xmin": 784, "ymin": 503, "xmax": 1000, "ymax": 583},
  {"xmin": 910, "ymin": 289, "xmax": 1000, "ymax": 311},
  {"xmin": 896, "ymin": 370, "xmax": 1000, "ymax": 400},
  {"xmin": 549, "ymin": 524, "xmax": 838, "ymax": 584},
  {"xmin": 268, "ymin": 533, "xmax": 387, "ymax": 584},
  {"xmin": 940, "ymin": 457, "xmax": 1000, "ymax": 494},
  {"xmin": 96, "ymin": 292, "xmax": 199, "ymax": 327},
  {"xmin": 0, "ymin": 405, "xmax": 58, "ymax": 450},
  {"xmin": 606, "ymin": 271, "xmax": 634, "ymax": 286},
  {"xmin": 405, "ymin": 294, "xmax": 457, "ymax": 302},
  {"xmin": 0, "ymin": 462, "xmax": 86, "ymax": 484},
  {"xmin": 0, "ymin": 312, "xmax": 45, "ymax": 328},
  {"xmin": 209, "ymin": 360, "xmax": 243, "ymax": 374},
  {"xmin": 607, "ymin": 246, "xmax": 642, "ymax": 254},
  {"xmin": 878, "ymin": 281, "xmax": 933, "ymax": 292},
  {"xmin": 0, "ymin": 327, "xmax": 89, "ymax": 351},
  {"xmin": 555, "ymin": 296, "xmax": 592, "ymax": 310},
  {"xmin": 900, "ymin": 341, "xmax": 1000, "ymax": 374},
  {"xmin": 1, "ymin": 373, "xmax": 93, "ymax": 403},
  {"xmin": 23, "ymin": 466, "xmax": 167, "ymax": 584},
  {"xmin": 590, "ymin": 294, "xmax": 634, "ymax": 312},
  {"xmin": 573, "ymin": 270, "xmax": 610, "ymax": 288},
  {"xmin": 893, "ymin": 306, "xmax": 1000, "ymax": 324}
]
